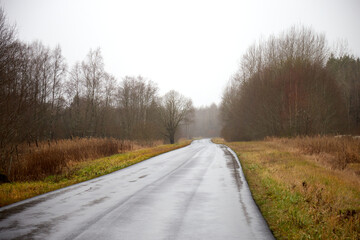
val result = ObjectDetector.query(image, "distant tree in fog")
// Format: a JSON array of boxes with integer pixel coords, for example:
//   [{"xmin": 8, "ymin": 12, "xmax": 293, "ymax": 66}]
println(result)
[{"xmin": 159, "ymin": 90, "xmax": 194, "ymax": 144}]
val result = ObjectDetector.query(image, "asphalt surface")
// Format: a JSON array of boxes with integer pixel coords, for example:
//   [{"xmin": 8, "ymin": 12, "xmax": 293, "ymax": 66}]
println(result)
[{"xmin": 0, "ymin": 139, "xmax": 274, "ymax": 240}]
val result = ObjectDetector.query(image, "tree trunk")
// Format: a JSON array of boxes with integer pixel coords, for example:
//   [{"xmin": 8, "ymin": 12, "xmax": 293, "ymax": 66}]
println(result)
[{"xmin": 169, "ymin": 134, "xmax": 175, "ymax": 144}]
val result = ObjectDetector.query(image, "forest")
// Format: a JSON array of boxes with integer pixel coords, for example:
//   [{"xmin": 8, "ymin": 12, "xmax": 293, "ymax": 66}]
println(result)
[{"xmin": 220, "ymin": 26, "xmax": 360, "ymax": 141}]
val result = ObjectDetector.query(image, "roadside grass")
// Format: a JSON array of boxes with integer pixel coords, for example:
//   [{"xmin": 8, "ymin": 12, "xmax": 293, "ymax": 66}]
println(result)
[
  {"xmin": 2, "ymin": 138, "xmax": 153, "ymax": 181},
  {"xmin": 267, "ymin": 136, "xmax": 360, "ymax": 171},
  {"xmin": 213, "ymin": 138, "xmax": 360, "ymax": 240},
  {"xmin": 0, "ymin": 140, "xmax": 191, "ymax": 207}
]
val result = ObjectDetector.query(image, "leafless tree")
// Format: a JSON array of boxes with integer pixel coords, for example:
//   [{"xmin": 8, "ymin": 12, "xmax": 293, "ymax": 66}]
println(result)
[
  {"xmin": 82, "ymin": 48, "xmax": 105, "ymax": 136},
  {"xmin": 99, "ymin": 72, "xmax": 117, "ymax": 136},
  {"xmin": 158, "ymin": 90, "xmax": 194, "ymax": 144},
  {"xmin": 65, "ymin": 62, "xmax": 84, "ymax": 136},
  {"xmin": 117, "ymin": 76, "xmax": 159, "ymax": 140},
  {"xmin": 49, "ymin": 45, "xmax": 66, "ymax": 139}
]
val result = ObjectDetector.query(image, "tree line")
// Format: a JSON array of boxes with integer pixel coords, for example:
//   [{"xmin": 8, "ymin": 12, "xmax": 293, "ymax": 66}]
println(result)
[
  {"xmin": 0, "ymin": 8, "xmax": 195, "ymax": 166},
  {"xmin": 221, "ymin": 26, "xmax": 360, "ymax": 141}
]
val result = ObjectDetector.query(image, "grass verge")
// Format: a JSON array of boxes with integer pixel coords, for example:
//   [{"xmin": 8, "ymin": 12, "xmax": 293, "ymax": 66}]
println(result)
[
  {"xmin": 213, "ymin": 138, "xmax": 360, "ymax": 240},
  {"xmin": 0, "ymin": 140, "xmax": 191, "ymax": 207}
]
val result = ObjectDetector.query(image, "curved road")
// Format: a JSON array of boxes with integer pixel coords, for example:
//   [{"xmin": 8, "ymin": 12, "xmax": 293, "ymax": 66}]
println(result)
[{"xmin": 0, "ymin": 139, "xmax": 274, "ymax": 240}]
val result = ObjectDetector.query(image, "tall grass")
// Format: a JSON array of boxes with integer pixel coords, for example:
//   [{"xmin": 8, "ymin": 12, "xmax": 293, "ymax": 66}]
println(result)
[
  {"xmin": 266, "ymin": 136, "xmax": 360, "ymax": 171},
  {"xmin": 0, "ymin": 140, "xmax": 191, "ymax": 206},
  {"xmin": 3, "ymin": 138, "xmax": 161, "ymax": 181}
]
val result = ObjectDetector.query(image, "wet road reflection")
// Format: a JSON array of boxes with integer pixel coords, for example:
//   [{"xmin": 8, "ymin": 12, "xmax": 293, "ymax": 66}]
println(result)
[{"xmin": 0, "ymin": 139, "xmax": 274, "ymax": 240}]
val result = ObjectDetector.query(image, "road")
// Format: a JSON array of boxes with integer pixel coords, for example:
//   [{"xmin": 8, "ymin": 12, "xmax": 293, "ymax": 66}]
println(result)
[{"xmin": 0, "ymin": 139, "xmax": 274, "ymax": 240}]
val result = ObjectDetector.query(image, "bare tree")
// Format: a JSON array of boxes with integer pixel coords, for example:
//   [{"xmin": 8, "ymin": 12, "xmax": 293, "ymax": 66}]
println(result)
[
  {"xmin": 117, "ymin": 76, "xmax": 159, "ymax": 140},
  {"xmin": 158, "ymin": 90, "xmax": 194, "ymax": 144},
  {"xmin": 49, "ymin": 45, "xmax": 66, "ymax": 139},
  {"xmin": 99, "ymin": 73, "xmax": 117, "ymax": 137},
  {"xmin": 82, "ymin": 48, "xmax": 105, "ymax": 136},
  {"xmin": 65, "ymin": 62, "xmax": 84, "ymax": 137}
]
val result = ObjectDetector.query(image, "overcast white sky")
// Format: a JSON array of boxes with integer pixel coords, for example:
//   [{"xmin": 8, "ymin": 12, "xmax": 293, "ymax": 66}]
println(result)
[{"xmin": 1, "ymin": 0, "xmax": 360, "ymax": 107}]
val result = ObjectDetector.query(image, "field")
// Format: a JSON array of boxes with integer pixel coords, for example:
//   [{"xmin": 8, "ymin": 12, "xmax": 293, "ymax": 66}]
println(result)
[
  {"xmin": 215, "ymin": 136, "xmax": 360, "ymax": 240},
  {"xmin": 0, "ymin": 138, "xmax": 191, "ymax": 207}
]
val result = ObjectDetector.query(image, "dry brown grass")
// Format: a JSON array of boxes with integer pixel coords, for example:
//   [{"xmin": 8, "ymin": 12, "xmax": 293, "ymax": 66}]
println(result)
[
  {"xmin": 266, "ymin": 136, "xmax": 360, "ymax": 172},
  {"xmin": 216, "ymin": 137, "xmax": 360, "ymax": 239},
  {"xmin": 0, "ymin": 140, "xmax": 191, "ymax": 206},
  {"xmin": 3, "ymin": 138, "xmax": 162, "ymax": 181}
]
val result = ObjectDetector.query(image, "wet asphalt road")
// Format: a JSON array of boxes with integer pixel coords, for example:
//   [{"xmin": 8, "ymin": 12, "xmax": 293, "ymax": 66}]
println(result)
[{"xmin": 0, "ymin": 139, "xmax": 274, "ymax": 240}]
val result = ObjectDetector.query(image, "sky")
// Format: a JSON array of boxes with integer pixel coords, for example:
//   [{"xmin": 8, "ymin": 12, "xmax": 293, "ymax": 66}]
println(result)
[{"xmin": 1, "ymin": 0, "xmax": 360, "ymax": 107}]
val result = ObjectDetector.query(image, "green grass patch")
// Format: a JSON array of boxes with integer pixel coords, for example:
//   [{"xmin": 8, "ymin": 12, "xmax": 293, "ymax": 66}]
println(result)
[{"xmin": 0, "ymin": 141, "xmax": 191, "ymax": 207}]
